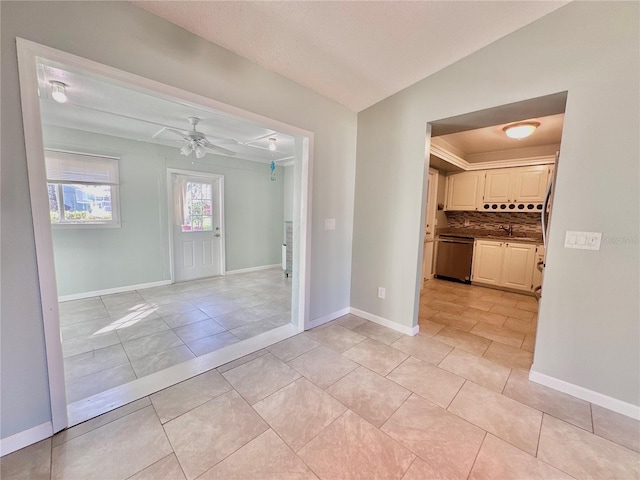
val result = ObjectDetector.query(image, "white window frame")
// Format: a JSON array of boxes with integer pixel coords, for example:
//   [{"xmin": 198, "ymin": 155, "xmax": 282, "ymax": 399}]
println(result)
[{"xmin": 45, "ymin": 149, "xmax": 121, "ymax": 228}]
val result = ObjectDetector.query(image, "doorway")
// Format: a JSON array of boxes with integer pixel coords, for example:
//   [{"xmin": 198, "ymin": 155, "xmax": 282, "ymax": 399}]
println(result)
[{"xmin": 169, "ymin": 171, "xmax": 225, "ymax": 282}]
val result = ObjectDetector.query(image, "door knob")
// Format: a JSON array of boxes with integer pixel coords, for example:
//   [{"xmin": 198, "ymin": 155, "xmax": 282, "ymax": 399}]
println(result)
[{"xmin": 214, "ymin": 233, "xmax": 221, "ymax": 237}]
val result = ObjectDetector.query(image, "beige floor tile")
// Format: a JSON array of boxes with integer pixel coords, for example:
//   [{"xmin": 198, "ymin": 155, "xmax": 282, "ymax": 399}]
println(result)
[
  {"xmin": 222, "ymin": 353, "xmax": 300, "ymax": 404},
  {"xmin": 305, "ymin": 323, "xmax": 366, "ymax": 352},
  {"xmin": 457, "ymin": 297, "xmax": 495, "ymax": 312},
  {"xmin": 122, "ymin": 330, "xmax": 184, "ymax": 361},
  {"xmin": 254, "ymin": 378, "xmax": 346, "ymax": 451},
  {"xmin": 592, "ymin": 404, "xmax": 640, "ymax": 452},
  {"xmin": 416, "ymin": 320, "xmax": 446, "ymax": 338},
  {"xmin": 216, "ymin": 349, "xmax": 268, "ymax": 373},
  {"xmin": 503, "ymin": 369, "xmax": 592, "ymax": 431},
  {"xmin": 401, "ymin": 458, "xmax": 451, "ymax": 480},
  {"xmin": 336, "ymin": 314, "xmax": 368, "ymax": 330},
  {"xmin": 352, "ymin": 321, "xmax": 404, "ymax": 345},
  {"xmin": 186, "ymin": 331, "xmax": 241, "ymax": 356},
  {"xmin": 422, "ymin": 290, "xmax": 460, "ymax": 303},
  {"xmin": 129, "ymin": 454, "xmax": 186, "ymax": 480},
  {"xmin": 390, "ymin": 335, "xmax": 452, "ymax": 365},
  {"xmin": 468, "ymin": 434, "xmax": 572, "ymax": 480},
  {"xmin": 161, "ymin": 309, "xmax": 211, "ymax": 329},
  {"xmin": 387, "ymin": 357, "xmax": 464, "ymax": 408},
  {"xmin": 298, "ymin": 410, "xmax": 415, "ymax": 480},
  {"xmin": 115, "ymin": 317, "xmax": 171, "ymax": 343},
  {"xmin": 150, "ymin": 369, "xmax": 232, "ymax": 423},
  {"xmin": 164, "ymin": 390, "xmax": 268, "ymax": 480},
  {"xmin": 327, "ymin": 366, "xmax": 410, "ymax": 427},
  {"xmin": 0, "ymin": 438, "xmax": 51, "ymax": 480},
  {"xmin": 418, "ymin": 307, "xmax": 438, "ymax": 320},
  {"xmin": 515, "ymin": 300, "xmax": 538, "ymax": 313},
  {"xmin": 229, "ymin": 318, "xmax": 280, "ymax": 340},
  {"xmin": 429, "ymin": 299, "xmax": 467, "ymax": 315},
  {"xmin": 438, "ymin": 349, "xmax": 511, "ymax": 392},
  {"xmin": 207, "ymin": 309, "xmax": 260, "ymax": 330},
  {"xmin": 288, "ymin": 345, "xmax": 358, "ymax": 389},
  {"xmin": 430, "ymin": 312, "xmax": 477, "ymax": 332},
  {"xmin": 538, "ymin": 414, "xmax": 640, "ymax": 479},
  {"xmin": 343, "ymin": 338, "xmax": 409, "ymax": 375},
  {"xmin": 489, "ymin": 304, "xmax": 534, "ymax": 321},
  {"xmin": 266, "ymin": 333, "xmax": 320, "ymax": 362},
  {"xmin": 481, "ymin": 296, "xmax": 517, "ymax": 308},
  {"xmin": 382, "ymin": 394, "xmax": 485, "ymax": 480},
  {"xmin": 447, "ymin": 381, "xmax": 542, "ymax": 455},
  {"xmin": 63, "ymin": 343, "xmax": 130, "ymax": 381},
  {"xmin": 66, "ymin": 363, "xmax": 137, "ymax": 403},
  {"xmin": 62, "ymin": 330, "xmax": 121, "ymax": 358},
  {"xmin": 173, "ymin": 319, "xmax": 226, "ymax": 344},
  {"xmin": 459, "ymin": 307, "xmax": 507, "ymax": 326},
  {"xmin": 199, "ymin": 430, "xmax": 317, "ymax": 480},
  {"xmin": 482, "ymin": 342, "xmax": 533, "ymax": 371},
  {"xmin": 53, "ymin": 398, "xmax": 151, "ymax": 447},
  {"xmin": 433, "ymin": 327, "xmax": 491, "ymax": 356},
  {"xmin": 503, "ymin": 317, "xmax": 536, "ymax": 334},
  {"xmin": 470, "ymin": 323, "xmax": 524, "ymax": 348},
  {"xmin": 130, "ymin": 345, "xmax": 195, "ymax": 378},
  {"xmin": 60, "ymin": 316, "xmax": 114, "ymax": 340},
  {"xmin": 101, "ymin": 291, "xmax": 145, "ymax": 307},
  {"xmin": 51, "ymin": 406, "xmax": 172, "ymax": 480},
  {"xmin": 521, "ymin": 333, "xmax": 536, "ymax": 352}
]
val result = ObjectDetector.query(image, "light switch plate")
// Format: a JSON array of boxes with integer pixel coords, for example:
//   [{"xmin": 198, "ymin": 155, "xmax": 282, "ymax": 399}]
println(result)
[
  {"xmin": 324, "ymin": 218, "xmax": 336, "ymax": 230},
  {"xmin": 564, "ymin": 231, "xmax": 602, "ymax": 250}
]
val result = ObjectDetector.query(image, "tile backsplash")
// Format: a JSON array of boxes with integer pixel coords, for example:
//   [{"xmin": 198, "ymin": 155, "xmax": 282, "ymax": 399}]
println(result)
[{"xmin": 446, "ymin": 211, "xmax": 542, "ymax": 235}]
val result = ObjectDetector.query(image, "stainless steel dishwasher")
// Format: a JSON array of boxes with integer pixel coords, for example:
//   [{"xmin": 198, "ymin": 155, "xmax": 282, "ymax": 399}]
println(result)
[{"xmin": 435, "ymin": 235, "xmax": 474, "ymax": 283}]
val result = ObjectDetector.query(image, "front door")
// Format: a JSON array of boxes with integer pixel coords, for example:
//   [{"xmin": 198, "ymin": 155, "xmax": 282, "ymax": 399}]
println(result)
[{"xmin": 171, "ymin": 173, "xmax": 223, "ymax": 282}]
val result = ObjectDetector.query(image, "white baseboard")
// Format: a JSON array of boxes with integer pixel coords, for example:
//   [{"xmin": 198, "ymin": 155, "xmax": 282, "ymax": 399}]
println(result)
[
  {"xmin": 529, "ymin": 369, "xmax": 640, "ymax": 420},
  {"xmin": 225, "ymin": 264, "xmax": 281, "ymax": 275},
  {"xmin": 306, "ymin": 307, "xmax": 351, "ymax": 330},
  {"xmin": 349, "ymin": 308, "xmax": 419, "ymax": 336},
  {"xmin": 1, "ymin": 422, "xmax": 53, "ymax": 457},
  {"xmin": 58, "ymin": 280, "xmax": 172, "ymax": 302}
]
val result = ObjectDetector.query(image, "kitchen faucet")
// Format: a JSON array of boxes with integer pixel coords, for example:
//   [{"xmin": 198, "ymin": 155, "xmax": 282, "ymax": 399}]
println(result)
[{"xmin": 499, "ymin": 224, "xmax": 513, "ymax": 236}]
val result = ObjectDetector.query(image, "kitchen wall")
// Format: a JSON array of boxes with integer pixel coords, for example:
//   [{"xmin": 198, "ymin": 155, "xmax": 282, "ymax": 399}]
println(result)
[
  {"xmin": 1, "ymin": 1, "xmax": 357, "ymax": 442},
  {"xmin": 352, "ymin": 2, "xmax": 639, "ymax": 408},
  {"xmin": 44, "ymin": 125, "xmax": 285, "ymax": 297},
  {"xmin": 445, "ymin": 211, "xmax": 541, "ymax": 236}
]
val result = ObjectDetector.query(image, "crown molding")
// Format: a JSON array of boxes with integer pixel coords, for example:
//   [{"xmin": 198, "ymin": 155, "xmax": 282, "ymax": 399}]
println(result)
[{"xmin": 430, "ymin": 144, "xmax": 555, "ymax": 172}]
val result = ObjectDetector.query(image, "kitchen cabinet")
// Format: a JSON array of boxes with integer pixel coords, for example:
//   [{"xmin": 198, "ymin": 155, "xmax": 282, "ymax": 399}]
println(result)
[
  {"xmin": 513, "ymin": 166, "xmax": 550, "ymax": 203},
  {"xmin": 484, "ymin": 169, "xmax": 513, "ymax": 203},
  {"xmin": 445, "ymin": 171, "xmax": 484, "ymax": 211},
  {"xmin": 472, "ymin": 239, "xmax": 539, "ymax": 292}
]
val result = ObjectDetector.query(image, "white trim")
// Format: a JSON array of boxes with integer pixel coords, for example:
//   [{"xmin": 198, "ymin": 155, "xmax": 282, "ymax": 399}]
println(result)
[
  {"xmin": 67, "ymin": 323, "xmax": 301, "ymax": 426},
  {"xmin": 529, "ymin": 369, "xmax": 640, "ymax": 421},
  {"xmin": 226, "ymin": 264, "xmax": 281, "ymax": 275},
  {"xmin": 306, "ymin": 307, "xmax": 351, "ymax": 330},
  {"xmin": 349, "ymin": 308, "xmax": 420, "ymax": 336},
  {"xmin": 0, "ymin": 422, "xmax": 53, "ymax": 457},
  {"xmin": 431, "ymin": 144, "xmax": 555, "ymax": 171},
  {"xmin": 58, "ymin": 280, "xmax": 172, "ymax": 302},
  {"xmin": 16, "ymin": 38, "xmax": 313, "ymax": 432}
]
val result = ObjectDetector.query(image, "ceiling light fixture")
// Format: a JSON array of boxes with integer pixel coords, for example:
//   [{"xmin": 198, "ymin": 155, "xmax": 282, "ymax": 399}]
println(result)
[
  {"xmin": 503, "ymin": 121, "xmax": 540, "ymax": 139},
  {"xmin": 50, "ymin": 81, "xmax": 68, "ymax": 103},
  {"xmin": 180, "ymin": 145, "xmax": 192, "ymax": 156},
  {"xmin": 268, "ymin": 137, "xmax": 277, "ymax": 151},
  {"xmin": 195, "ymin": 145, "xmax": 206, "ymax": 159}
]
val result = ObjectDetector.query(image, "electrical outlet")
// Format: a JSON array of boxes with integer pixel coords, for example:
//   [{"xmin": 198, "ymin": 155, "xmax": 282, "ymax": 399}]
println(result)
[
  {"xmin": 377, "ymin": 287, "xmax": 385, "ymax": 299},
  {"xmin": 324, "ymin": 218, "xmax": 336, "ymax": 230},
  {"xmin": 464, "ymin": 218, "xmax": 470, "ymax": 227}
]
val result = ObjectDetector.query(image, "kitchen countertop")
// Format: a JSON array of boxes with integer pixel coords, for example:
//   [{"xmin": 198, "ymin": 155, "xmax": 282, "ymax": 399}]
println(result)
[{"xmin": 436, "ymin": 228, "xmax": 543, "ymax": 244}]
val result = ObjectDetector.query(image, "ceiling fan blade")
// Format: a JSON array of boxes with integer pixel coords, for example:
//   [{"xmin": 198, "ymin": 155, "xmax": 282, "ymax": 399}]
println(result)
[
  {"xmin": 204, "ymin": 136, "xmax": 238, "ymax": 145},
  {"xmin": 203, "ymin": 143, "xmax": 236, "ymax": 156}
]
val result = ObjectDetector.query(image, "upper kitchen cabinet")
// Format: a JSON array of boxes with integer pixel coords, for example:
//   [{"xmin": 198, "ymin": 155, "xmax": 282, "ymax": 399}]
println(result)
[
  {"xmin": 445, "ymin": 171, "xmax": 484, "ymax": 211},
  {"xmin": 484, "ymin": 168, "xmax": 513, "ymax": 203},
  {"xmin": 513, "ymin": 165, "xmax": 550, "ymax": 203}
]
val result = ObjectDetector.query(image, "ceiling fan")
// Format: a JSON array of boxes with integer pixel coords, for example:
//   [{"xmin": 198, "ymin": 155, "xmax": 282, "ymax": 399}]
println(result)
[{"xmin": 153, "ymin": 117, "xmax": 237, "ymax": 158}]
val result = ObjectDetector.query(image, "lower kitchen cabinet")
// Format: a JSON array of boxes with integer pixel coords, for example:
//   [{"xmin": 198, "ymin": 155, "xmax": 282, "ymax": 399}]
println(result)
[{"xmin": 472, "ymin": 240, "xmax": 538, "ymax": 292}]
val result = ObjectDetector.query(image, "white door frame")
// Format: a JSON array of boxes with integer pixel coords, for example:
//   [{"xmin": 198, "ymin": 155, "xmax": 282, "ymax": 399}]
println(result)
[
  {"xmin": 167, "ymin": 169, "xmax": 226, "ymax": 281},
  {"xmin": 16, "ymin": 38, "xmax": 313, "ymax": 433}
]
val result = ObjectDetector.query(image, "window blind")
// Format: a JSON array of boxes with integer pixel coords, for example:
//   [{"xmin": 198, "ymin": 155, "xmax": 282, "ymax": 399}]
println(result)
[{"xmin": 45, "ymin": 150, "xmax": 119, "ymax": 184}]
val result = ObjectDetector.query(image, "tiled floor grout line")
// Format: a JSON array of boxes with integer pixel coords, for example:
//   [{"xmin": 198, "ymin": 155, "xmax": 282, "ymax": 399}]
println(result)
[{"xmin": 465, "ymin": 430, "xmax": 488, "ymax": 480}]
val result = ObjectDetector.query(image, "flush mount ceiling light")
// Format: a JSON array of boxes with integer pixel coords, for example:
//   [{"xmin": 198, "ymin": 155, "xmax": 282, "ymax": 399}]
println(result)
[
  {"xmin": 50, "ymin": 81, "xmax": 67, "ymax": 103},
  {"xmin": 268, "ymin": 137, "xmax": 277, "ymax": 151},
  {"xmin": 503, "ymin": 121, "xmax": 540, "ymax": 139}
]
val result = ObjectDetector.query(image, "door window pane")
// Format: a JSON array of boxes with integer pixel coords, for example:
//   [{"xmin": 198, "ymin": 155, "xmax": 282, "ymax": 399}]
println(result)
[{"xmin": 182, "ymin": 181, "xmax": 214, "ymax": 232}]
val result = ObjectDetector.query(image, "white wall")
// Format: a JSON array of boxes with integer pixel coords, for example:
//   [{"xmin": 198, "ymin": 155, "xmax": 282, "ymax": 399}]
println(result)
[
  {"xmin": 1, "ymin": 1, "xmax": 356, "ymax": 440},
  {"xmin": 44, "ymin": 125, "xmax": 285, "ymax": 296},
  {"xmin": 352, "ymin": 2, "xmax": 639, "ymax": 407}
]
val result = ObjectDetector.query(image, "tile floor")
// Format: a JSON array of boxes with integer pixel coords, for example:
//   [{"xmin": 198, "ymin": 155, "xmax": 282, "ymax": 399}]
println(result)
[
  {"xmin": 3, "ymin": 279, "xmax": 639, "ymax": 479},
  {"xmin": 58, "ymin": 268, "xmax": 292, "ymax": 404}
]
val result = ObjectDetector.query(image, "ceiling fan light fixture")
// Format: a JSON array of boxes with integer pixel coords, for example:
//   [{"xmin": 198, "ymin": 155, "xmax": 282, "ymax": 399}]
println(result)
[
  {"xmin": 195, "ymin": 145, "xmax": 206, "ymax": 159},
  {"xmin": 50, "ymin": 81, "xmax": 67, "ymax": 103},
  {"xmin": 503, "ymin": 121, "xmax": 540, "ymax": 139},
  {"xmin": 180, "ymin": 145, "xmax": 192, "ymax": 156},
  {"xmin": 268, "ymin": 137, "xmax": 277, "ymax": 151}
]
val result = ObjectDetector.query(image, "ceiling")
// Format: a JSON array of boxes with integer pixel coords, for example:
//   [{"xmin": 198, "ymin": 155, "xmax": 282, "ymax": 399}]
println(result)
[
  {"xmin": 131, "ymin": 1, "xmax": 569, "ymax": 112},
  {"xmin": 37, "ymin": 61, "xmax": 296, "ymax": 164}
]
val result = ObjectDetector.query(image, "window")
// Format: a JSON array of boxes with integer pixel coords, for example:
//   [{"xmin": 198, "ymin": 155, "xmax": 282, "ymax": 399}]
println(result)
[
  {"xmin": 45, "ymin": 150, "xmax": 120, "ymax": 227},
  {"xmin": 181, "ymin": 181, "xmax": 213, "ymax": 232}
]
